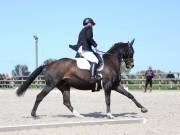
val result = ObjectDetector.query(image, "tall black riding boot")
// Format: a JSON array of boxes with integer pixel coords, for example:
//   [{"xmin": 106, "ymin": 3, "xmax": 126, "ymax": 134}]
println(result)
[
  {"xmin": 90, "ymin": 63, "xmax": 96, "ymax": 82},
  {"xmin": 90, "ymin": 63, "xmax": 101, "ymax": 82}
]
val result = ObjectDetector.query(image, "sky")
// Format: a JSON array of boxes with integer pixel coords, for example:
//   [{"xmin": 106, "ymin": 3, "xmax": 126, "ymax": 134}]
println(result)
[{"xmin": 0, "ymin": 0, "xmax": 180, "ymax": 75}]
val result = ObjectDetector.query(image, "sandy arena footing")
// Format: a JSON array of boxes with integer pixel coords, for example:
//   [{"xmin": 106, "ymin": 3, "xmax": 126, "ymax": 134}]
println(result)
[
  {"xmin": 0, "ymin": 89, "xmax": 179, "ymax": 135},
  {"xmin": 0, "ymin": 118, "xmax": 146, "ymax": 132}
]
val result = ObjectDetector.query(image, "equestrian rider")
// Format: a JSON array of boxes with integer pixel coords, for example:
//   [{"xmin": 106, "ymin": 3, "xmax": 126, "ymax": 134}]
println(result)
[{"xmin": 77, "ymin": 18, "xmax": 101, "ymax": 82}]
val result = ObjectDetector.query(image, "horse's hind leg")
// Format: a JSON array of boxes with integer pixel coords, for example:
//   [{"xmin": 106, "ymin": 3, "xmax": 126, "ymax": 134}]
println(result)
[
  {"xmin": 31, "ymin": 85, "xmax": 54, "ymax": 117},
  {"xmin": 58, "ymin": 85, "xmax": 84, "ymax": 118},
  {"xmin": 115, "ymin": 85, "xmax": 148, "ymax": 113}
]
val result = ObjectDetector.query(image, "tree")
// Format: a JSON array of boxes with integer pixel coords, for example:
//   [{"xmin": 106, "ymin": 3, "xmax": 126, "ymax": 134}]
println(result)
[
  {"xmin": 12, "ymin": 64, "xmax": 30, "ymax": 77},
  {"xmin": 43, "ymin": 58, "xmax": 56, "ymax": 65}
]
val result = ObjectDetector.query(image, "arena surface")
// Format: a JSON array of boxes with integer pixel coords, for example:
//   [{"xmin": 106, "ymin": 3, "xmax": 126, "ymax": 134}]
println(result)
[{"xmin": 0, "ymin": 89, "xmax": 179, "ymax": 135}]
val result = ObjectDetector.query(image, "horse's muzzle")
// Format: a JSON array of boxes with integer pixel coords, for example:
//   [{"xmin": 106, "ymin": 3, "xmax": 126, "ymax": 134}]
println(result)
[
  {"xmin": 126, "ymin": 62, "xmax": 134, "ymax": 69},
  {"xmin": 131, "ymin": 63, "xmax": 134, "ymax": 68}
]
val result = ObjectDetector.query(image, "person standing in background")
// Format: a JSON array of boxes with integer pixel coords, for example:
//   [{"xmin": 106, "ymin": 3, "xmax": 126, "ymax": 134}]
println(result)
[{"xmin": 144, "ymin": 66, "xmax": 155, "ymax": 92}]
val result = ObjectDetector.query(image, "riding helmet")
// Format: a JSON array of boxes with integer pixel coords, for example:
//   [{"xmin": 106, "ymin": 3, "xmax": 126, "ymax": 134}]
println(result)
[{"xmin": 83, "ymin": 18, "xmax": 96, "ymax": 26}]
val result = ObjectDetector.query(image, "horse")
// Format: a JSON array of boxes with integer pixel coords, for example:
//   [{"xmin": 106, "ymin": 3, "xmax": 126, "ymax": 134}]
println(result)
[{"xmin": 16, "ymin": 39, "xmax": 148, "ymax": 119}]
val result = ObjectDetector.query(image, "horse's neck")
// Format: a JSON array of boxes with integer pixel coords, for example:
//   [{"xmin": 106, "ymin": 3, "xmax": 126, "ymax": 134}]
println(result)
[
  {"xmin": 103, "ymin": 44, "xmax": 126, "ymax": 72},
  {"xmin": 103, "ymin": 52, "xmax": 121, "ymax": 72}
]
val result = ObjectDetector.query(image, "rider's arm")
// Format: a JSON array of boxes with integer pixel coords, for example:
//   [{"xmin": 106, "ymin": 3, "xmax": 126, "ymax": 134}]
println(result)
[{"xmin": 86, "ymin": 27, "xmax": 98, "ymax": 48}]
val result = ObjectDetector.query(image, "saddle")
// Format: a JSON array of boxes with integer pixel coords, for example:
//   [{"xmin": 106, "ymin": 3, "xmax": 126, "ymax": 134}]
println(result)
[{"xmin": 69, "ymin": 44, "xmax": 104, "ymax": 71}]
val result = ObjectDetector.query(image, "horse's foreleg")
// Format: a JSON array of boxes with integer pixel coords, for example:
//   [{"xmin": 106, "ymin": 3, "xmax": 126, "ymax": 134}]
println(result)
[
  {"xmin": 115, "ymin": 85, "xmax": 148, "ymax": 113},
  {"xmin": 60, "ymin": 89, "xmax": 84, "ymax": 118},
  {"xmin": 31, "ymin": 85, "xmax": 53, "ymax": 118},
  {"xmin": 104, "ymin": 89, "xmax": 114, "ymax": 119}
]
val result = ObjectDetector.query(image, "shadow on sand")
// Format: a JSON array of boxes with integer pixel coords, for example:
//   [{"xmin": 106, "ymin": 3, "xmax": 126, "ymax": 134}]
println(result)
[
  {"xmin": 51, "ymin": 112, "xmax": 138, "ymax": 119},
  {"xmin": 23, "ymin": 112, "xmax": 139, "ymax": 119}
]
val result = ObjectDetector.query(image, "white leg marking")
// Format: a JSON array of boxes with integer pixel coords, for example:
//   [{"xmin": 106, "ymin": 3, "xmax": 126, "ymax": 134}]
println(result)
[
  {"xmin": 107, "ymin": 113, "xmax": 114, "ymax": 119},
  {"xmin": 73, "ymin": 110, "xmax": 84, "ymax": 118}
]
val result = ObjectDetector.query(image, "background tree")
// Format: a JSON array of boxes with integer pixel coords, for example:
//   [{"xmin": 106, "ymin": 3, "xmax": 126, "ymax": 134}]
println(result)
[
  {"xmin": 43, "ymin": 58, "xmax": 56, "ymax": 65},
  {"xmin": 12, "ymin": 64, "xmax": 30, "ymax": 77}
]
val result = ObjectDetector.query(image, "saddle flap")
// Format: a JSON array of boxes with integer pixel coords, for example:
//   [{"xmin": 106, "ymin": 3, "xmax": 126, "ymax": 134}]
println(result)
[
  {"xmin": 75, "ymin": 56, "xmax": 104, "ymax": 71},
  {"xmin": 75, "ymin": 58, "xmax": 91, "ymax": 70}
]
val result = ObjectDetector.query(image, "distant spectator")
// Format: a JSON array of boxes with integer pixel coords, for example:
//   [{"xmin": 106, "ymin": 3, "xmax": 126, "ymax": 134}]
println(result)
[
  {"xmin": 144, "ymin": 66, "xmax": 155, "ymax": 92},
  {"xmin": 0, "ymin": 74, "xmax": 3, "ymax": 88},
  {"xmin": 2, "ymin": 74, "xmax": 5, "ymax": 79},
  {"xmin": 3, "ymin": 73, "xmax": 11, "ymax": 88}
]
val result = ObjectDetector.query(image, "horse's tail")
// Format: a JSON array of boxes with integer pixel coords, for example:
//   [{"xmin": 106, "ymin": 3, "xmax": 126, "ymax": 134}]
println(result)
[{"xmin": 16, "ymin": 65, "xmax": 45, "ymax": 96}]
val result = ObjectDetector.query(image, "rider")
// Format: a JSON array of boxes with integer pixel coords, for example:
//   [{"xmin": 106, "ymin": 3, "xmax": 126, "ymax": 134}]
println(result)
[{"xmin": 77, "ymin": 18, "xmax": 101, "ymax": 82}]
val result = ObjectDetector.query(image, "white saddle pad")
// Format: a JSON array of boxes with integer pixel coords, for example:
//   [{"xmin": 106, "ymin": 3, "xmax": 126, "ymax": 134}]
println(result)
[{"xmin": 75, "ymin": 58, "xmax": 104, "ymax": 71}]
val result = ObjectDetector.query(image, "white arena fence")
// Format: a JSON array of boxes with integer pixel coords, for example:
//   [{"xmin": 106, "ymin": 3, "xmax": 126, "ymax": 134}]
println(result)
[{"xmin": 0, "ymin": 74, "xmax": 180, "ymax": 90}]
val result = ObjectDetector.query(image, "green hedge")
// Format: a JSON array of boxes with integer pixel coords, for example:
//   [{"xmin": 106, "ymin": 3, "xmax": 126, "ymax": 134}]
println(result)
[{"xmin": 127, "ymin": 84, "xmax": 180, "ymax": 90}]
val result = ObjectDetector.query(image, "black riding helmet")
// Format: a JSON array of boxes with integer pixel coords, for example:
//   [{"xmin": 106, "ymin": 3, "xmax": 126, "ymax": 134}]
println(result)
[{"xmin": 83, "ymin": 18, "xmax": 96, "ymax": 26}]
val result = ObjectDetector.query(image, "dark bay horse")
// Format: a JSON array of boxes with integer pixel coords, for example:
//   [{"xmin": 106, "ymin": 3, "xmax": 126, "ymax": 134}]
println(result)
[{"xmin": 16, "ymin": 39, "xmax": 148, "ymax": 118}]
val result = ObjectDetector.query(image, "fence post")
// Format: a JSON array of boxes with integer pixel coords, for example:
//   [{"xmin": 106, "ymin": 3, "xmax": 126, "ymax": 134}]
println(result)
[
  {"xmin": 177, "ymin": 80, "xmax": 180, "ymax": 90},
  {"xmin": 140, "ymin": 74, "xmax": 144, "ymax": 89},
  {"xmin": 126, "ymin": 79, "xmax": 129, "ymax": 87},
  {"xmin": 158, "ymin": 74, "xmax": 161, "ymax": 90}
]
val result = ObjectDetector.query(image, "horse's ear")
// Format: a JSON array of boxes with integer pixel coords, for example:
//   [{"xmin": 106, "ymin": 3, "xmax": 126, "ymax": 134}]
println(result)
[{"xmin": 129, "ymin": 38, "xmax": 135, "ymax": 46}]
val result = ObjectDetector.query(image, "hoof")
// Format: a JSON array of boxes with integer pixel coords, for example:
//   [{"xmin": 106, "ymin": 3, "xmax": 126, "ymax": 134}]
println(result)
[
  {"xmin": 141, "ymin": 107, "xmax": 148, "ymax": 113},
  {"xmin": 73, "ymin": 110, "xmax": 84, "ymax": 118},
  {"xmin": 107, "ymin": 113, "xmax": 114, "ymax": 119},
  {"xmin": 31, "ymin": 111, "xmax": 37, "ymax": 118}
]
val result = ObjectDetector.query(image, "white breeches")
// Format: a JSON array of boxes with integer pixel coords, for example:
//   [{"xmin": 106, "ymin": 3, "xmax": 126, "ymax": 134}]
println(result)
[{"xmin": 78, "ymin": 46, "xmax": 98, "ymax": 64}]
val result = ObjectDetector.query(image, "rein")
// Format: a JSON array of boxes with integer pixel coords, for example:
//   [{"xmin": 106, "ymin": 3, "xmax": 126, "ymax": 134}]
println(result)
[{"xmin": 96, "ymin": 49, "xmax": 113, "ymax": 55}]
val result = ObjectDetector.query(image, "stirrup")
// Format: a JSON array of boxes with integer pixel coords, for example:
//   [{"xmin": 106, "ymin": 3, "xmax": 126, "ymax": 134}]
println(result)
[
  {"xmin": 90, "ymin": 77, "xmax": 97, "ymax": 82},
  {"xmin": 90, "ymin": 75, "xmax": 101, "ymax": 82},
  {"xmin": 95, "ymin": 74, "xmax": 101, "ymax": 81}
]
